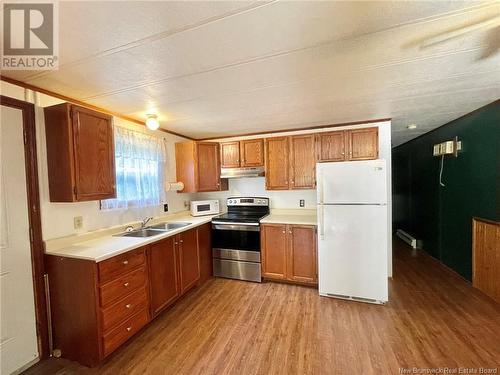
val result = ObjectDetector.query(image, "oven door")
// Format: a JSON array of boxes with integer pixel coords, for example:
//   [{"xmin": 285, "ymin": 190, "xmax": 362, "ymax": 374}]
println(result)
[{"xmin": 211, "ymin": 223, "xmax": 260, "ymax": 251}]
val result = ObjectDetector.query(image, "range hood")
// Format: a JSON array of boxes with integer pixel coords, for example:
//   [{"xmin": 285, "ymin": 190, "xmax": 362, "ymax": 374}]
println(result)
[{"xmin": 220, "ymin": 166, "xmax": 265, "ymax": 179}]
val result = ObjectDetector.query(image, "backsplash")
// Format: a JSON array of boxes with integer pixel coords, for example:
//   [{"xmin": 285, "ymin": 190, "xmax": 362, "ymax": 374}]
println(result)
[{"xmin": 195, "ymin": 177, "xmax": 317, "ymax": 212}]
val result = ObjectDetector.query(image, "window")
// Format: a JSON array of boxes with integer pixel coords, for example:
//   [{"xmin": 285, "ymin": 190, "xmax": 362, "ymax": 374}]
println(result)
[{"xmin": 101, "ymin": 126, "xmax": 166, "ymax": 210}]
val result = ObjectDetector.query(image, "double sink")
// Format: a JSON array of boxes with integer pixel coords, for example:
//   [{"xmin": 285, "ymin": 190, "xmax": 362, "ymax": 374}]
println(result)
[{"xmin": 117, "ymin": 222, "xmax": 192, "ymax": 238}]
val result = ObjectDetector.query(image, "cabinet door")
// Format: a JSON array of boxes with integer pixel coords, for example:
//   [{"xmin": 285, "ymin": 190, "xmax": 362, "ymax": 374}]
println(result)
[
  {"xmin": 261, "ymin": 224, "xmax": 287, "ymax": 280},
  {"xmin": 241, "ymin": 139, "xmax": 264, "ymax": 167},
  {"xmin": 347, "ymin": 127, "xmax": 378, "ymax": 161},
  {"xmin": 148, "ymin": 237, "xmax": 179, "ymax": 317},
  {"xmin": 317, "ymin": 131, "xmax": 346, "ymax": 162},
  {"xmin": 287, "ymin": 225, "xmax": 317, "ymax": 284},
  {"xmin": 197, "ymin": 223, "xmax": 213, "ymax": 285},
  {"xmin": 265, "ymin": 137, "xmax": 289, "ymax": 190},
  {"xmin": 196, "ymin": 142, "xmax": 221, "ymax": 191},
  {"xmin": 220, "ymin": 142, "xmax": 240, "ymax": 168},
  {"xmin": 178, "ymin": 228, "xmax": 200, "ymax": 295},
  {"xmin": 71, "ymin": 106, "xmax": 116, "ymax": 200},
  {"xmin": 289, "ymin": 134, "xmax": 316, "ymax": 189}
]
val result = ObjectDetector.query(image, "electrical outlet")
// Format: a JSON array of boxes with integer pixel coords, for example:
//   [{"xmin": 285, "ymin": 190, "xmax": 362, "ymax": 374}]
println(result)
[
  {"xmin": 184, "ymin": 201, "xmax": 190, "ymax": 208},
  {"xmin": 299, "ymin": 199, "xmax": 305, "ymax": 208},
  {"xmin": 74, "ymin": 216, "xmax": 83, "ymax": 230},
  {"xmin": 163, "ymin": 203, "xmax": 169, "ymax": 212}
]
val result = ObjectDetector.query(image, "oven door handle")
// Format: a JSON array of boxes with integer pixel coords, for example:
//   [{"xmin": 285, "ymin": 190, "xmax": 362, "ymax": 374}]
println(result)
[{"xmin": 212, "ymin": 223, "xmax": 260, "ymax": 231}]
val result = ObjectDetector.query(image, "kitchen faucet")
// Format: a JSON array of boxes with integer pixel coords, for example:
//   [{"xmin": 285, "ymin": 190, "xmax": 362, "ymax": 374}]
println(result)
[{"xmin": 141, "ymin": 217, "xmax": 153, "ymax": 228}]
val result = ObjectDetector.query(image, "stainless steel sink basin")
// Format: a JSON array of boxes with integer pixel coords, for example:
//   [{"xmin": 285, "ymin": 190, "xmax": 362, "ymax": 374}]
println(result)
[
  {"xmin": 118, "ymin": 229, "xmax": 165, "ymax": 238},
  {"xmin": 148, "ymin": 222, "xmax": 192, "ymax": 231}
]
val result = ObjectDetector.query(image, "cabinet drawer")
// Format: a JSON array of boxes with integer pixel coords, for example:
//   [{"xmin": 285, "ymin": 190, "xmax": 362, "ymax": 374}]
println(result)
[
  {"xmin": 99, "ymin": 267, "xmax": 147, "ymax": 307},
  {"xmin": 102, "ymin": 309, "xmax": 149, "ymax": 357},
  {"xmin": 100, "ymin": 287, "xmax": 149, "ymax": 332},
  {"xmin": 98, "ymin": 248, "xmax": 146, "ymax": 283}
]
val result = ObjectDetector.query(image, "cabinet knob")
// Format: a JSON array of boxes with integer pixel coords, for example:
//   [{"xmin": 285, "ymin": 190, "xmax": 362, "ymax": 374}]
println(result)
[
  {"xmin": 125, "ymin": 304, "xmax": 132, "ymax": 309},
  {"xmin": 289, "ymin": 231, "xmax": 292, "ymax": 234},
  {"xmin": 123, "ymin": 282, "xmax": 129, "ymax": 287},
  {"xmin": 282, "ymin": 231, "xmax": 286, "ymax": 234},
  {"xmin": 291, "ymin": 181, "xmax": 294, "ymax": 184},
  {"xmin": 180, "ymin": 239, "xmax": 184, "ymax": 243},
  {"xmin": 122, "ymin": 260, "xmax": 129, "ymax": 265},
  {"xmin": 126, "ymin": 326, "xmax": 132, "ymax": 332},
  {"xmin": 174, "ymin": 242, "xmax": 178, "ymax": 245},
  {"xmin": 341, "ymin": 152, "xmax": 345, "ymax": 155}
]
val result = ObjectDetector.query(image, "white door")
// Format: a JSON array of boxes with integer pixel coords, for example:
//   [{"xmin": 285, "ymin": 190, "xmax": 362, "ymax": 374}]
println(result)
[
  {"xmin": 317, "ymin": 160, "xmax": 387, "ymax": 204},
  {"xmin": 318, "ymin": 204, "xmax": 388, "ymax": 302},
  {"xmin": 0, "ymin": 105, "xmax": 39, "ymax": 374}
]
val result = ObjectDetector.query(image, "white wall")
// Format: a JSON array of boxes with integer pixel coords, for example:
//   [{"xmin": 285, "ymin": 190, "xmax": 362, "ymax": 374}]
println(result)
[{"xmin": 1, "ymin": 81, "xmax": 195, "ymax": 240}]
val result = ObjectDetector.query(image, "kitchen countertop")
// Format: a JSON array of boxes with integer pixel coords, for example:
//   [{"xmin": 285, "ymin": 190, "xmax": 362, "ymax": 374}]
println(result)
[
  {"xmin": 260, "ymin": 209, "xmax": 317, "ymax": 225},
  {"xmin": 44, "ymin": 211, "xmax": 218, "ymax": 262}
]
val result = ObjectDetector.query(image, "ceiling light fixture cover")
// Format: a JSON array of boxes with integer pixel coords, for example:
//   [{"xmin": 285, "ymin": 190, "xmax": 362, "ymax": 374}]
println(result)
[
  {"xmin": 145, "ymin": 114, "xmax": 160, "ymax": 130},
  {"xmin": 407, "ymin": 124, "xmax": 417, "ymax": 130}
]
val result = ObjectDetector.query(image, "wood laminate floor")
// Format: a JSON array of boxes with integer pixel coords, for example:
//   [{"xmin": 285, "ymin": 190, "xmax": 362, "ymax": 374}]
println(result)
[{"xmin": 25, "ymin": 239, "xmax": 500, "ymax": 375}]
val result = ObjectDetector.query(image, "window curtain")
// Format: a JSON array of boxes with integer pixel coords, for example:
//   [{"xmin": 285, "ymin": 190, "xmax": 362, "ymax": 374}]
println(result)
[{"xmin": 101, "ymin": 126, "xmax": 167, "ymax": 210}]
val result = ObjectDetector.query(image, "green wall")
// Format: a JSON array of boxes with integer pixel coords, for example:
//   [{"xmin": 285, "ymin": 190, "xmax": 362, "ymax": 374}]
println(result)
[{"xmin": 392, "ymin": 100, "xmax": 499, "ymax": 280}]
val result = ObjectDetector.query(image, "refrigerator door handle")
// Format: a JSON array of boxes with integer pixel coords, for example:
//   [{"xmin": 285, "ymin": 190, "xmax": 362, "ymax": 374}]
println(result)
[
  {"xmin": 318, "ymin": 169, "xmax": 324, "ymax": 204},
  {"xmin": 319, "ymin": 205, "xmax": 325, "ymax": 240}
]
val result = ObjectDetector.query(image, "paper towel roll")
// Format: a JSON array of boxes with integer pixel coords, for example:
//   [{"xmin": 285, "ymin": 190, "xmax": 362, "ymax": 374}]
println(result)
[{"xmin": 165, "ymin": 182, "xmax": 184, "ymax": 191}]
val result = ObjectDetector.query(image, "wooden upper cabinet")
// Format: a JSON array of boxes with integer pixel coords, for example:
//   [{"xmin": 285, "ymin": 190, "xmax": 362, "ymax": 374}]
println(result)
[
  {"xmin": 197, "ymin": 142, "xmax": 222, "ymax": 191},
  {"xmin": 220, "ymin": 141, "xmax": 240, "ymax": 168},
  {"xmin": 347, "ymin": 127, "xmax": 378, "ymax": 160},
  {"xmin": 287, "ymin": 225, "xmax": 317, "ymax": 284},
  {"xmin": 289, "ymin": 134, "xmax": 316, "ymax": 189},
  {"xmin": 317, "ymin": 131, "xmax": 346, "ymax": 162},
  {"xmin": 220, "ymin": 139, "xmax": 264, "ymax": 168},
  {"xmin": 265, "ymin": 137, "xmax": 289, "ymax": 190},
  {"xmin": 148, "ymin": 237, "xmax": 179, "ymax": 317},
  {"xmin": 175, "ymin": 140, "xmax": 227, "ymax": 193},
  {"xmin": 44, "ymin": 103, "xmax": 116, "ymax": 202},
  {"xmin": 317, "ymin": 127, "xmax": 378, "ymax": 163},
  {"xmin": 261, "ymin": 224, "xmax": 287, "ymax": 280},
  {"xmin": 240, "ymin": 139, "xmax": 264, "ymax": 167}
]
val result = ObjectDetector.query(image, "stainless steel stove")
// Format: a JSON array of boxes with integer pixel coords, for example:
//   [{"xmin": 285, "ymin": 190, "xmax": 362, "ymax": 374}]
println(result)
[{"xmin": 212, "ymin": 197, "xmax": 269, "ymax": 282}]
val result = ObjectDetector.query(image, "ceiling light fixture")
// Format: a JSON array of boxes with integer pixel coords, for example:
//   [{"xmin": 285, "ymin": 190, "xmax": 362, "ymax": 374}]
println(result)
[
  {"xmin": 407, "ymin": 124, "xmax": 417, "ymax": 130},
  {"xmin": 145, "ymin": 114, "xmax": 160, "ymax": 130}
]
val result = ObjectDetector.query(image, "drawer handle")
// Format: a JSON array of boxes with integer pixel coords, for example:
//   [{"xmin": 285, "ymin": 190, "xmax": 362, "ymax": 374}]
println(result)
[
  {"xmin": 123, "ymin": 282, "xmax": 129, "ymax": 287},
  {"xmin": 126, "ymin": 326, "xmax": 132, "ymax": 332},
  {"xmin": 125, "ymin": 304, "xmax": 132, "ymax": 309},
  {"xmin": 122, "ymin": 260, "xmax": 129, "ymax": 265}
]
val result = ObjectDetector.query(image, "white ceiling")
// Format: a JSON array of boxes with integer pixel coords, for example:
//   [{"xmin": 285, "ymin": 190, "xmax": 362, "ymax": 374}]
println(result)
[{"xmin": 2, "ymin": 1, "xmax": 500, "ymax": 145}]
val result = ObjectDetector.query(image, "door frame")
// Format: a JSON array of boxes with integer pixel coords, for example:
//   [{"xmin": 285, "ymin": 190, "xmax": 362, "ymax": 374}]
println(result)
[{"xmin": 1, "ymin": 95, "xmax": 49, "ymax": 359}]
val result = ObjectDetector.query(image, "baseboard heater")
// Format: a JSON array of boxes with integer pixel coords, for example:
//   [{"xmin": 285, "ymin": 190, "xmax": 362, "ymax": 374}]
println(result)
[{"xmin": 396, "ymin": 229, "xmax": 419, "ymax": 249}]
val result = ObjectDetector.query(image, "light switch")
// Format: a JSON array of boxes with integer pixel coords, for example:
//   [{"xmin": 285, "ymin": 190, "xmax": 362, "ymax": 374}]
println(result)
[{"xmin": 74, "ymin": 216, "xmax": 83, "ymax": 230}]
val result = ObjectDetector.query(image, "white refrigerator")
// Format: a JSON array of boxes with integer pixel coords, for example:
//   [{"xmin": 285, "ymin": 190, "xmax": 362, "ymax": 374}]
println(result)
[{"xmin": 317, "ymin": 159, "xmax": 388, "ymax": 304}]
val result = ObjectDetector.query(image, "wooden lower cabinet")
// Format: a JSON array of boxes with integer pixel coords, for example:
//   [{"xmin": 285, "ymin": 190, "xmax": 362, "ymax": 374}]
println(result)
[
  {"xmin": 261, "ymin": 224, "xmax": 288, "ymax": 280},
  {"xmin": 261, "ymin": 224, "xmax": 317, "ymax": 285},
  {"xmin": 148, "ymin": 227, "xmax": 201, "ymax": 317},
  {"xmin": 149, "ymin": 237, "xmax": 179, "ymax": 317},
  {"xmin": 47, "ymin": 225, "xmax": 208, "ymax": 367}
]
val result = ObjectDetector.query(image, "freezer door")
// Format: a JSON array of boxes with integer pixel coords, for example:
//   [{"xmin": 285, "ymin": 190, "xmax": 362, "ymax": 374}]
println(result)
[
  {"xmin": 317, "ymin": 160, "xmax": 387, "ymax": 204},
  {"xmin": 318, "ymin": 204, "xmax": 388, "ymax": 302}
]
